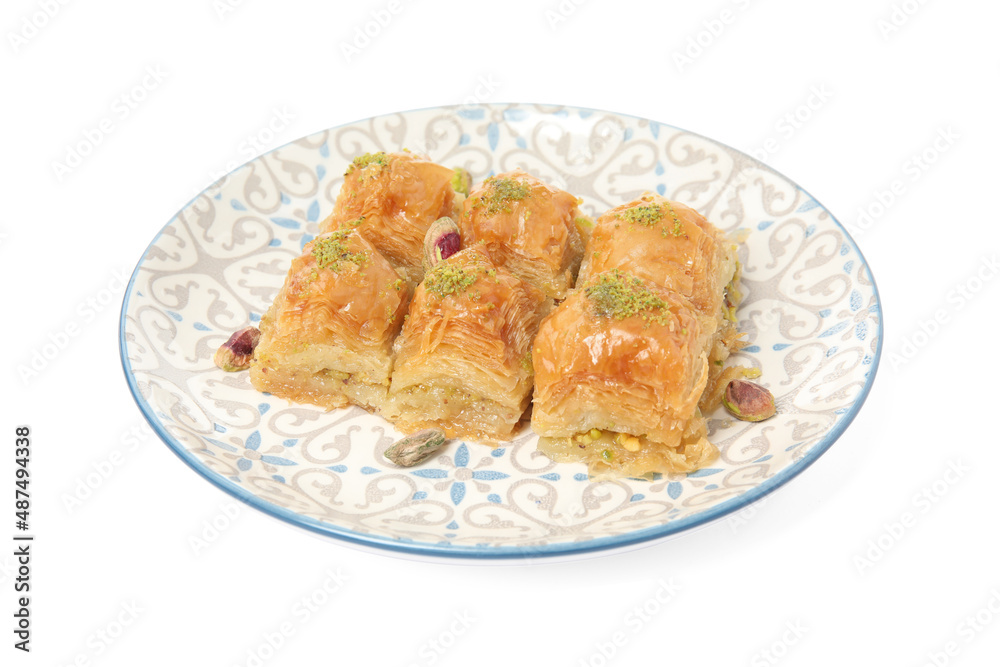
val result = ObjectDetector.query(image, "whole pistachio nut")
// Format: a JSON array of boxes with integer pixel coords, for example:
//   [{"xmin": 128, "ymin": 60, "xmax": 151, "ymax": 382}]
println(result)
[
  {"xmin": 450, "ymin": 167, "xmax": 472, "ymax": 196},
  {"xmin": 722, "ymin": 379, "xmax": 776, "ymax": 422},
  {"xmin": 422, "ymin": 216, "xmax": 461, "ymax": 270},
  {"xmin": 213, "ymin": 326, "xmax": 261, "ymax": 371},
  {"xmin": 384, "ymin": 428, "xmax": 448, "ymax": 467}
]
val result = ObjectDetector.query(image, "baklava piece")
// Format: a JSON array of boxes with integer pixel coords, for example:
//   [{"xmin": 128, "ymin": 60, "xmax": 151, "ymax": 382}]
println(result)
[
  {"xmin": 385, "ymin": 247, "xmax": 548, "ymax": 445},
  {"xmin": 460, "ymin": 170, "xmax": 585, "ymax": 300},
  {"xmin": 531, "ymin": 270, "xmax": 718, "ymax": 477},
  {"xmin": 577, "ymin": 194, "xmax": 744, "ymax": 402},
  {"xmin": 320, "ymin": 151, "xmax": 467, "ymax": 283},
  {"xmin": 249, "ymin": 229, "xmax": 411, "ymax": 411}
]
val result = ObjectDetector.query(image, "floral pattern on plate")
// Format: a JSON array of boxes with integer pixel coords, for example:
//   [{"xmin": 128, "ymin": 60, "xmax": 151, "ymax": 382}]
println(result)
[{"xmin": 120, "ymin": 103, "xmax": 882, "ymax": 560}]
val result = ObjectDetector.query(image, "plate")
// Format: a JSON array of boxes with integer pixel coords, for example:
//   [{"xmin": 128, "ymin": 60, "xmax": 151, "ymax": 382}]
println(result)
[{"xmin": 119, "ymin": 103, "xmax": 882, "ymax": 561}]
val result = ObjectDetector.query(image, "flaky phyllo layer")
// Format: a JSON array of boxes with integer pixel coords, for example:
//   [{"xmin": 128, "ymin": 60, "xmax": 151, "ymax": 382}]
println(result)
[
  {"xmin": 249, "ymin": 229, "xmax": 411, "ymax": 412},
  {"xmin": 319, "ymin": 151, "xmax": 465, "ymax": 284},
  {"xmin": 385, "ymin": 247, "xmax": 548, "ymax": 445},
  {"xmin": 531, "ymin": 194, "xmax": 744, "ymax": 477},
  {"xmin": 460, "ymin": 170, "xmax": 586, "ymax": 300}
]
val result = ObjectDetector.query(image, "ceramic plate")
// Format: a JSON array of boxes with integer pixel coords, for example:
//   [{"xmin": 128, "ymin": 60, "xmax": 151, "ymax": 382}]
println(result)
[{"xmin": 119, "ymin": 103, "xmax": 882, "ymax": 561}]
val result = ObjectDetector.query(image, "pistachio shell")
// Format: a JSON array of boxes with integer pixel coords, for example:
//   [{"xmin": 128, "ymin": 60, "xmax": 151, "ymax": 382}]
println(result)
[
  {"xmin": 422, "ymin": 216, "xmax": 461, "ymax": 270},
  {"xmin": 384, "ymin": 428, "xmax": 448, "ymax": 467},
  {"xmin": 213, "ymin": 326, "xmax": 261, "ymax": 372},
  {"xmin": 722, "ymin": 379, "xmax": 776, "ymax": 422}
]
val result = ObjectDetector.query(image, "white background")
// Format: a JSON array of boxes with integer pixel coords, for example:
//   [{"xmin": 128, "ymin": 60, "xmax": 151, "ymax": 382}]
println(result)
[{"xmin": 3, "ymin": 0, "xmax": 999, "ymax": 665}]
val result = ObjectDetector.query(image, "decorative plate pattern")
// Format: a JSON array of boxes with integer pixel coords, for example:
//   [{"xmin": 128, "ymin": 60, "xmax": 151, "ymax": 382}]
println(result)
[{"xmin": 119, "ymin": 103, "xmax": 882, "ymax": 561}]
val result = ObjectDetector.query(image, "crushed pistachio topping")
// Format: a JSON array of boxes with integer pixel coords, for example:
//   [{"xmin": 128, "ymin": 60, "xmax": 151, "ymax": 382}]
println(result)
[
  {"xmin": 617, "ymin": 203, "xmax": 664, "ymax": 226},
  {"xmin": 291, "ymin": 267, "xmax": 320, "ymax": 297},
  {"xmin": 300, "ymin": 267, "xmax": 320, "ymax": 285},
  {"xmin": 424, "ymin": 261, "xmax": 482, "ymax": 298},
  {"xmin": 348, "ymin": 216, "xmax": 366, "ymax": 227},
  {"xmin": 473, "ymin": 176, "xmax": 532, "ymax": 215},
  {"xmin": 616, "ymin": 201, "xmax": 685, "ymax": 237},
  {"xmin": 345, "ymin": 152, "xmax": 390, "ymax": 176},
  {"xmin": 311, "ymin": 231, "xmax": 368, "ymax": 273},
  {"xmin": 664, "ymin": 201, "xmax": 684, "ymax": 236},
  {"xmin": 584, "ymin": 270, "xmax": 673, "ymax": 326},
  {"xmin": 520, "ymin": 349, "xmax": 533, "ymax": 374},
  {"xmin": 377, "ymin": 277, "xmax": 406, "ymax": 301}
]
